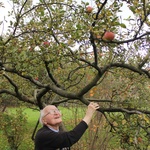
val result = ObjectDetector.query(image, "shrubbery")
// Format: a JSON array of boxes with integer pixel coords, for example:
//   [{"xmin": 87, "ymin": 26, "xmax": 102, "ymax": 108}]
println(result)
[{"xmin": 0, "ymin": 109, "xmax": 28, "ymax": 150}]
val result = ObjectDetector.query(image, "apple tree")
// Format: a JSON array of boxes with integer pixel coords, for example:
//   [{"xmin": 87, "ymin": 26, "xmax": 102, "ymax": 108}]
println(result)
[{"xmin": 0, "ymin": 0, "xmax": 150, "ymax": 148}]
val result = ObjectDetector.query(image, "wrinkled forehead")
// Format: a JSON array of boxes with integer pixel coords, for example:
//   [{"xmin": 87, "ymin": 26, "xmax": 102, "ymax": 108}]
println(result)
[{"xmin": 44, "ymin": 105, "xmax": 57, "ymax": 113}]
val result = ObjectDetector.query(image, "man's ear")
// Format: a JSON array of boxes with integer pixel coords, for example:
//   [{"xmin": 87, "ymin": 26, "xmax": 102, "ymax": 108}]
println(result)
[{"xmin": 42, "ymin": 118, "xmax": 47, "ymax": 125}]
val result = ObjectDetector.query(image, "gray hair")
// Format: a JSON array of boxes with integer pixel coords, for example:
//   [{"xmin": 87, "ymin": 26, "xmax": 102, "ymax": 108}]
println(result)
[{"xmin": 39, "ymin": 109, "xmax": 45, "ymax": 125}]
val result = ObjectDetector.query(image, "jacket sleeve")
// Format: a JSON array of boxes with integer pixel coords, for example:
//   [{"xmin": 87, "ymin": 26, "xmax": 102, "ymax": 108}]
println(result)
[{"xmin": 63, "ymin": 120, "xmax": 88, "ymax": 146}]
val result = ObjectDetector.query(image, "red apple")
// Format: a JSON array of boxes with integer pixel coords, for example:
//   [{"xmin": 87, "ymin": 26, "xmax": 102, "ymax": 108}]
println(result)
[
  {"xmin": 29, "ymin": 47, "xmax": 34, "ymax": 51},
  {"xmin": 102, "ymin": 31, "xmax": 115, "ymax": 41},
  {"xmin": 43, "ymin": 41, "xmax": 50, "ymax": 47},
  {"xmin": 86, "ymin": 6, "xmax": 93, "ymax": 13},
  {"xmin": 137, "ymin": 137, "xmax": 142, "ymax": 143},
  {"xmin": 35, "ymin": 77, "xmax": 38, "ymax": 80}
]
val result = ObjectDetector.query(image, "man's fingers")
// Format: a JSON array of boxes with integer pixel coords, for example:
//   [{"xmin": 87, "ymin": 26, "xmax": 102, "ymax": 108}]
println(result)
[{"xmin": 90, "ymin": 102, "xmax": 99, "ymax": 109}]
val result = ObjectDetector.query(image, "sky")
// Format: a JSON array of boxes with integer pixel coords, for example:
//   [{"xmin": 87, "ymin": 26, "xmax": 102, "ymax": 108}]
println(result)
[
  {"xmin": 0, "ymin": 0, "xmax": 12, "ymax": 35},
  {"xmin": 0, "ymin": 0, "xmax": 133, "ymax": 35}
]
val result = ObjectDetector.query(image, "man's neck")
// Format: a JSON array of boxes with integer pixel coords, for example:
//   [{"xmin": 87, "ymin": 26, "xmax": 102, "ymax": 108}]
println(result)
[{"xmin": 47, "ymin": 124, "xmax": 59, "ymax": 131}]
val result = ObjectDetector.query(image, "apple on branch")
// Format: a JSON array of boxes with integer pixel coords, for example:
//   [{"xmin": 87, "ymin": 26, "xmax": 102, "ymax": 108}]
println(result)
[
  {"xmin": 137, "ymin": 137, "xmax": 142, "ymax": 143},
  {"xmin": 43, "ymin": 41, "xmax": 50, "ymax": 47},
  {"xmin": 29, "ymin": 47, "xmax": 34, "ymax": 51},
  {"xmin": 35, "ymin": 77, "xmax": 38, "ymax": 81},
  {"xmin": 86, "ymin": 6, "xmax": 93, "ymax": 14},
  {"xmin": 102, "ymin": 31, "xmax": 115, "ymax": 41}
]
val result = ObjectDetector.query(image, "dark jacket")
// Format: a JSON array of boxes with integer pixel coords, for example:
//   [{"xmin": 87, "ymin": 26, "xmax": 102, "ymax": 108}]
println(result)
[{"xmin": 34, "ymin": 120, "xmax": 88, "ymax": 150}]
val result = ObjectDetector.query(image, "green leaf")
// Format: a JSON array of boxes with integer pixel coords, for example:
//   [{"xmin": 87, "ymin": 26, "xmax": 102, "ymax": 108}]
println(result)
[
  {"xmin": 129, "ymin": 6, "xmax": 136, "ymax": 13},
  {"xmin": 120, "ymin": 23, "xmax": 126, "ymax": 28},
  {"xmin": 76, "ymin": 23, "xmax": 81, "ymax": 29}
]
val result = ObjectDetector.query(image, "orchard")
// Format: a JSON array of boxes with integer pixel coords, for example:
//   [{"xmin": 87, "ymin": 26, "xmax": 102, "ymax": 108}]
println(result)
[{"xmin": 0, "ymin": 0, "xmax": 150, "ymax": 149}]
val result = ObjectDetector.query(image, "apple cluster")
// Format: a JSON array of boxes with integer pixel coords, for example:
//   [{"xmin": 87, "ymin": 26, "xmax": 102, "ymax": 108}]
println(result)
[{"xmin": 85, "ymin": 6, "xmax": 115, "ymax": 41}]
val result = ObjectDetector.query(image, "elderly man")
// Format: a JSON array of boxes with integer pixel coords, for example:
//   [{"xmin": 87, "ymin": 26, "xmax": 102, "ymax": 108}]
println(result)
[{"xmin": 34, "ymin": 102, "xmax": 99, "ymax": 150}]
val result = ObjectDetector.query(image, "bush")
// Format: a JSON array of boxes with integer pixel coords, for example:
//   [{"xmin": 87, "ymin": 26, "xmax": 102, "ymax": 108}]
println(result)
[{"xmin": 0, "ymin": 109, "xmax": 28, "ymax": 150}]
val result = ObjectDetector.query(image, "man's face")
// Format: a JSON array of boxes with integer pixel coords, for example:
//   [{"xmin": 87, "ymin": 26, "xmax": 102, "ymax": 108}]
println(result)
[{"xmin": 43, "ymin": 105, "xmax": 62, "ymax": 127}]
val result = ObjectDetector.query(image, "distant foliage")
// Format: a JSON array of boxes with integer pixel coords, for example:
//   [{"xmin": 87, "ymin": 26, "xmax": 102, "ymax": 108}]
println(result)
[{"xmin": 0, "ymin": 109, "xmax": 28, "ymax": 150}]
